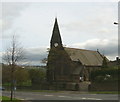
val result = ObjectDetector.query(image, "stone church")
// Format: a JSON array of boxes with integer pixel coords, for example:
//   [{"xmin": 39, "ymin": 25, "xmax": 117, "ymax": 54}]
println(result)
[{"xmin": 47, "ymin": 18, "xmax": 108, "ymax": 90}]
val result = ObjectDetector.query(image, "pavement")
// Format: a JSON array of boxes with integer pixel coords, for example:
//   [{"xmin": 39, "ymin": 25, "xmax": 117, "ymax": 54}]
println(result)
[{"xmin": 2, "ymin": 91, "xmax": 119, "ymax": 102}]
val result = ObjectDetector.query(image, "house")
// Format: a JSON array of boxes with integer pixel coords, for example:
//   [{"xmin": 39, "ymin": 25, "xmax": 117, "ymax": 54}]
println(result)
[
  {"xmin": 108, "ymin": 57, "xmax": 120, "ymax": 67},
  {"xmin": 46, "ymin": 18, "xmax": 109, "ymax": 89}
]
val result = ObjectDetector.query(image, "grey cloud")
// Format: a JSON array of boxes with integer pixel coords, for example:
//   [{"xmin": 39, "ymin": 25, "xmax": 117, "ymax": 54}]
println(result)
[
  {"xmin": 61, "ymin": 4, "xmax": 117, "ymax": 39},
  {"xmin": 2, "ymin": 2, "xmax": 29, "ymax": 38},
  {"xmin": 86, "ymin": 42, "xmax": 117, "ymax": 56},
  {"xmin": 25, "ymin": 47, "xmax": 48, "ymax": 65},
  {"xmin": 71, "ymin": 38, "xmax": 118, "ymax": 60},
  {"xmin": 62, "ymin": 19, "xmax": 116, "ymax": 36},
  {"xmin": 1, "ymin": 47, "xmax": 48, "ymax": 66},
  {"xmin": 2, "ymin": 3, "xmax": 25, "ymax": 17}
]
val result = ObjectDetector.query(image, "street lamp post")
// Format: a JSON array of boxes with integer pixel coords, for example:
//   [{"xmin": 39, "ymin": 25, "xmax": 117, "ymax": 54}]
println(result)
[{"xmin": 114, "ymin": 22, "xmax": 118, "ymax": 25}]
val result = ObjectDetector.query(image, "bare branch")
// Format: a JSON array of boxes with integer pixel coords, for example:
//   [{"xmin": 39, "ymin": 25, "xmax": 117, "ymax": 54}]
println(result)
[{"xmin": 3, "ymin": 35, "xmax": 25, "ymax": 65}]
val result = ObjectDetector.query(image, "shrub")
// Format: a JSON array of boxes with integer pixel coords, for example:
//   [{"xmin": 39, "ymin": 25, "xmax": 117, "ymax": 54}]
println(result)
[{"xmin": 90, "ymin": 67, "xmax": 119, "ymax": 82}]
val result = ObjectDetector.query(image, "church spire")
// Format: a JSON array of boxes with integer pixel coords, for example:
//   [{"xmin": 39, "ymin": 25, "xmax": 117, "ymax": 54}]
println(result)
[{"xmin": 50, "ymin": 18, "xmax": 62, "ymax": 48}]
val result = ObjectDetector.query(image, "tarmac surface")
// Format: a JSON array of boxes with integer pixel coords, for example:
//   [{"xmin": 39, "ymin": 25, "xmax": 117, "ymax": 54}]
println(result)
[{"xmin": 2, "ymin": 91, "xmax": 119, "ymax": 102}]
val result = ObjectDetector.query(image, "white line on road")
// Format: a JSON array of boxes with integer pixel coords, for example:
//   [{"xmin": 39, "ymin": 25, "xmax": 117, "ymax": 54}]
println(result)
[
  {"xmin": 58, "ymin": 96, "xmax": 67, "ymax": 97},
  {"xmin": 20, "ymin": 99, "xmax": 25, "ymax": 100},
  {"xmin": 82, "ymin": 97, "xmax": 87, "ymax": 99},
  {"xmin": 81, "ymin": 97, "xmax": 102, "ymax": 100},
  {"xmin": 87, "ymin": 98, "xmax": 102, "ymax": 100},
  {"xmin": 57, "ymin": 95, "xmax": 73, "ymax": 99},
  {"xmin": 44, "ymin": 95, "xmax": 54, "ymax": 97}
]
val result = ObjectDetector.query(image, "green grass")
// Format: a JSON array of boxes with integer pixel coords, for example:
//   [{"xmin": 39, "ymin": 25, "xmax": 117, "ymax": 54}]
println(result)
[
  {"xmin": 16, "ymin": 89, "xmax": 61, "ymax": 93},
  {"xmin": 3, "ymin": 80, "xmax": 32, "ymax": 87},
  {"xmin": 90, "ymin": 91, "xmax": 120, "ymax": 94},
  {"xmin": 1, "ymin": 96, "xmax": 22, "ymax": 102}
]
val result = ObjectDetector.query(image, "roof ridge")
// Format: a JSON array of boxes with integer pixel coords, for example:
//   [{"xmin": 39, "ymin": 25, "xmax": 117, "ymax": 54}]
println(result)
[{"xmin": 64, "ymin": 47, "xmax": 97, "ymax": 52}]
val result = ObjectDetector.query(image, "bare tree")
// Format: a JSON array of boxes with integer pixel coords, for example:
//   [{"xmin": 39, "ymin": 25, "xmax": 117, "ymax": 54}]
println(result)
[{"xmin": 3, "ymin": 35, "xmax": 25, "ymax": 101}]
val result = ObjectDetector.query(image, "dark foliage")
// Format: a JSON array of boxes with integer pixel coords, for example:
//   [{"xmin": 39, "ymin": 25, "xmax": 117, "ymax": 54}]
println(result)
[
  {"xmin": 102, "ymin": 57, "xmax": 108, "ymax": 68},
  {"xmin": 28, "ymin": 68, "xmax": 46, "ymax": 85},
  {"xmin": 90, "ymin": 67, "xmax": 119, "ymax": 82},
  {"xmin": 2, "ymin": 64, "xmax": 29, "ymax": 85}
]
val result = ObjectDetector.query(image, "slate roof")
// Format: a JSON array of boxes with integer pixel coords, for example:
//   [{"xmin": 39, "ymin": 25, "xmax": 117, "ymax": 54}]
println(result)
[
  {"xmin": 64, "ymin": 47, "xmax": 109, "ymax": 66},
  {"xmin": 72, "ymin": 67, "xmax": 83, "ymax": 74}
]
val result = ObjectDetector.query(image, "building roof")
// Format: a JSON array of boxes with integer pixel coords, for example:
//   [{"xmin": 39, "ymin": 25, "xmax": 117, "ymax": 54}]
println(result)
[
  {"xmin": 72, "ymin": 66, "xmax": 83, "ymax": 74},
  {"xmin": 64, "ymin": 47, "xmax": 108, "ymax": 66}
]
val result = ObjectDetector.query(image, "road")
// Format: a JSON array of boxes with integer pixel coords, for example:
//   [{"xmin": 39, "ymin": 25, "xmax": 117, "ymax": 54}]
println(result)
[{"xmin": 2, "ymin": 91, "xmax": 119, "ymax": 102}]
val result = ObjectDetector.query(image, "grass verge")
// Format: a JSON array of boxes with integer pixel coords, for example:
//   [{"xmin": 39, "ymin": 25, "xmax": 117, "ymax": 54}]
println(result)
[
  {"xmin": 90, "ymin": 91, "xmax": 120, "ymax": 94},
  {"xmin": 16, "ymin": 89, "xmax": 61, "ymax": 93},
  {"xmin": 0, "ymin": 96, "xmax": 22, "ymax": 102}
]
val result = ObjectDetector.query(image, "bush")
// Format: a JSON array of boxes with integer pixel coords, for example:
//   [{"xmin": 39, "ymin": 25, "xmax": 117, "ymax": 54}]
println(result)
[
  {"xmin": 90, "ymin": 67, "xmax": 119, "ymax": 82},
  {"xmin": 2, "ymin": 65, "xmax": 30, "ymax": 86},
  {"xmin": 94, "ymin": 76, "xmax": 104, "ymax": 82},
  {"xmin": 28, "ymin": 68, "xmax": 46, "ymax": 85},
  {"xmin": 75, "ymin": 84, "xmax": 79, "ymax": 91}
]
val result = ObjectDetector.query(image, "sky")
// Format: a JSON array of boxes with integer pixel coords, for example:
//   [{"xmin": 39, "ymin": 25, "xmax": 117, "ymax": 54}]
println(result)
[{"xmin": 0, "ymin": 0, "xmax": 119, "ymax": 66}]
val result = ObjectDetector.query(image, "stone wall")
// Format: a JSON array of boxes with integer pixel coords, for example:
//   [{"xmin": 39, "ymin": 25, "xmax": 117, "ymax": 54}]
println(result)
[{"xmin": 89, "ymin": 82, "xmax": 118, "ymax": 91}]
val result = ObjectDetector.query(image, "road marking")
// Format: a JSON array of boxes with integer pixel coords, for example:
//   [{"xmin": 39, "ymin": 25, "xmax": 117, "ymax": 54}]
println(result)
[
  {"xmin": 58, "ymin": 96, "xmax": 66, "ymax": 97},
  {"xmin": 57, "ymin": 95, "xmax": 73, "ymax": 99},
  {"xmin": 94, "ymin": 98, "xmax": 102, "ymax": 100},
  {"xmin": 88, "ymin": 98, "xmax": 102, "ymax": 100},
  {"xmin": 20, "ymin": 99, "xmax": 25, "ymax": 100},
  {"xmin": 81, "ymin": 97, "xmax": 102, "ymax": 100},
  {"xmin": 82, "ymin": 97, "xmax": 87, "ymax": 99},
  {"xmin": 44, "ymin": 95, "xmax": 54, "ymax": 97},
  {"xmin": 58, "ymin": 95, "xmax": 74, "ymax": 99}
]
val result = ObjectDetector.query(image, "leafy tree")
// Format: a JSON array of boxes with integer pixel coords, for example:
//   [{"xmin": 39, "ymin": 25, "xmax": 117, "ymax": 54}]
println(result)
[
  {"xmin": 28, "ymin": 68, "xmax": 46, "ymax": 85},
  {"xmin": 102, "ymin": 57, "xmax": 108, "ymax": 68},
  {"xmin": 2, "ymin": 65, "xmax": 30, "ymax": 86},
  {"xmin": 2, "ymin": 64, "xmax": 11, "ymax": 84},
  {"xmin": 14, "ymin": 67, "xmax": 29, "ymax": 86}
]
